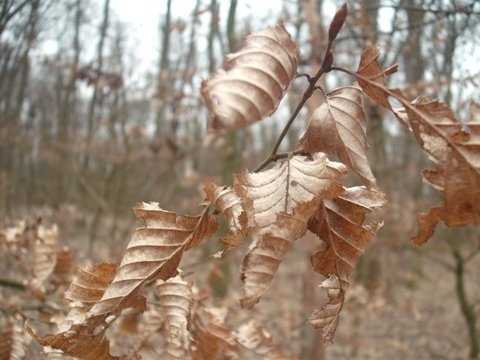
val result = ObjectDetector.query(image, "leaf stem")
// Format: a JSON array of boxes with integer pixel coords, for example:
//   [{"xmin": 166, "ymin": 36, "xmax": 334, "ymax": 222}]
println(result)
[
  {"xmin": 329, "ymin": 65, "xmax": 355, "ymax": 76},
  {"xmin": 254, "ymin": 39, "xmax": 335, "ymax": 173}
]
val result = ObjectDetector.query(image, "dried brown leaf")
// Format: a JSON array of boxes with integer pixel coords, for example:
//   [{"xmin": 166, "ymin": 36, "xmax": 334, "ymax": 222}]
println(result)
[
  {"xmin": 0, "ymin": 221, "xmax": 27, "ymax": 258},
  {"xmin": 235, "ymin": 153, "xmax": 346, "ymax": 233},
  {"xmin": 50, "ymin": 247, "xmax": 73, "ymax": 287},
  {"xmin": 299, "ymin": 85, "xmax": 376, "ymax": 188},
  {"xmin": 399, "ymin": 98, "xmax": 480, "ymax": 244},
  {"xmin": 356, "ymin": 45, "xmax": 400, "ymax": 110},
  {"xmin": 89, "ymin": 203, "xmax": 216, "ymax": 318},
  {"xmin": 309, "ymin": 186, "xmax": 385, "ymax": 281},
  {"xmin": 308, "ymin": 275, "xmax": 345, "ymax": 344},
  {"xmin": 234, "ymin": 320, "xmax": 297, "ymax": 360},
  {"xmin": 354, "ymin": 47, "xmax": 478, "ymax": 244},
  {"xmin": 29, "ymin": 224, "xmax": 58, "ymax": 295},
  {"xmin": 203, "ymin": 182, "xmax": 247, "ymax": 251},
  {"xmin": 29, "ymin": 322, "xmax": 119, "ymax": 360},
  {"xmin": 31, "ymin": 204, "xmax": 217, "ymax": 359},
  {"xmin": 191, "ymin": 307, "xmax": 238, "ymax": 360},
  {"xmin": 0, "ymin": 315, "xmax": 30, "ymax": 360},
  {"xmin": 202, "ymin": 23, "xmax": 299, "ymax": 131},
  {"xmin": 239, "ymin": 212, "xmax": 309, "ymax": 309},
  {"xmin": 137, "ymin": 304, "xmax": 165, "ymax": 338},
  {"xmin": 235, "ymin": 153, "xmax": 346, "ymax": 308},
  {"xmin": 130, "ymin": 301, "xmax": 166, "ymax": 356},
  {"xmin": 156, "ymin": 275, "xmax": 193, "ymax": 360},
  {"xmin": 308, "ymin": 187, "xmax": 385, "ymax": 342},
  {"xmin": 65, "ymin": 263, "xmax": 118, "ymax": 307}
]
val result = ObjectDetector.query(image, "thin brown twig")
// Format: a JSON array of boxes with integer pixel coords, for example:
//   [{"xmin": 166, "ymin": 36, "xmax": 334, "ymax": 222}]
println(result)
[{"xmin": 254, "ymin": 40, "xmax": 335, "ymax": 173}]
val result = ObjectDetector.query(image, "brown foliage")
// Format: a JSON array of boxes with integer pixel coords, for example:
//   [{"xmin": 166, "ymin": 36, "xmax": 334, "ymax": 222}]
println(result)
[
  {"xmin": 234, "ymin": 320, "xmax": 297, "ymax": 360},
  {"xmin": 354, "ymin": 46, "xmax": 480, "ymax": 244},
  {"xmin": 155, "ymin": 276, "xmax": 193, "ymax": 359},
  {"xmin": 2, "ymin": 3, "xmax": 478, "ymax": 358},
  {"xmin": 202, "ymin": 23, "xmax": 299, "ymax": 130},
  {"xmin": 298, "ymin": 85, "xmax": 376, "ymax": 188},
  {"xmin": 235, "ymin": 153, "xmax": 346, "ymax": 308}
]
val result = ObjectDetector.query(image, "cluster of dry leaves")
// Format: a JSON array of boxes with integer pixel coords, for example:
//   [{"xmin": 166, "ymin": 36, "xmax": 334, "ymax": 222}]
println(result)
[{"xmin": 1, "ymin": 3, "xmax": 478, "ymax": 359}]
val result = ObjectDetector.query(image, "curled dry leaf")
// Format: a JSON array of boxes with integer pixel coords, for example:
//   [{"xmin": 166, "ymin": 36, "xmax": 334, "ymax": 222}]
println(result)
[
  {"xmin": 309, "ymin": 186, "xmax": 385, "ymax": 281},
  {"xmin": 234, "ymin": 320, "xmax": 297, "ymax": 360},
  {"xmin": 128, "ymin": 294, "xmax": 168, "ymax": 356},
  {"xmin": 202, "ymin": 23, "xmax": 299, "ymax": 131},
  {"xmin": 0, "ymin": 220, "xmax": 27, "ymax": 258},
  {"xmin": 65, "ymin": 263, "xmax": 118, "ymax": 307},
  {"xmin": 354, "ymin": 46, "xmax": 478, "ymax": 244},
  {"xmin": 29, "ymin": 224, "xmax": 58, "ymax": 295},
  {"xmin": 239, "ymin": 212, "xmax": 308, "ymax": 309},
  {"xmin": 191, "ymin": 307, "xmax": 238, "ymax": 360},
  {"xmin": 235, "ymin": 153, "xmax": 346, "ymax": 308},
  {"xmin": 308, "ymin": 186, "xmax": 385, "ymax": 342},
  {"xmin": 27, "ymin": 320, "xmax": 118, "ymax": 360},
  {"xmin": 89, "ymin": 203, "xmax": 216, "ymax": 318},
  {"xmin": 235, "ymin": 153, "xmax": 346, "ymax": 233},
  {"xmin": 50, "ymin": 247, "xmax": 73, "ymax": 288},
  {"xmin": 135, "ymin": 302, "xmax": 165, "ymax": 347},
  {"xmin": 0, "ymin": 315, "xmax": 30, "ymax": 360},
  {"xmin": 203, "ymin": 182, "xmax": 247, "ymax": 252},
  {"xmin": 31, "ymin": 203, "xmax": 217, "ymax": 359},
  {"xmin": 308, "ymin": 274, "xmax": 345, "ymax": 344},
  {"xmin": 156, "ymin": 275, "xmax": 193, "ymax": 360},
  {"xmin": 400, "ymin": 98, "xmax": 480, "ymax": 244},
  {"xmin": 298, "ymin": 85, "xmax": 376, "ymax": 188}
]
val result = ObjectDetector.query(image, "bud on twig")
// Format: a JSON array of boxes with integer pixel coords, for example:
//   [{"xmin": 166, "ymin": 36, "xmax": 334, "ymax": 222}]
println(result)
[
  {"xmin": 324, "ymin": 49, "xmax": 334, "ymax": 71},
  {"xmin": 328, "ymin": 3, "xmax": 348, "ymax": 42}
]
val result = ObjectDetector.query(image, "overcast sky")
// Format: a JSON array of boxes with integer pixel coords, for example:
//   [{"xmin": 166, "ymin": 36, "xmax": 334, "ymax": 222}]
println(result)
[{"xmin": 109, "ymin": 1, "xmax": 283, "ymax": 82}]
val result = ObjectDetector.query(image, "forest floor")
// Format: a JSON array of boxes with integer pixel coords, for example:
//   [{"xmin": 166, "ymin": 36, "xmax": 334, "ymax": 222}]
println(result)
[
  {"xmin": 237, "ymin": 229, "xmax": 479, "ymax": 360},
  {"xmin": 1, "ymin": 206, "xmax": 478, "ymax": 359}
]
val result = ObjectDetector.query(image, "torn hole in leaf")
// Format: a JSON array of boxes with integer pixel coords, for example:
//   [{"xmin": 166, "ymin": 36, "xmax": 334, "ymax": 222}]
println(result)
[
  {"xmin": 301, "ymin": 229, "xmax": 327, "ymax": 251},
  {"xmin": 93, "ymin": 324, "xmax": 105, "ymax": 336},
  {"xmin": 388, "ymin": 96, "xmax": 402, "ymax": 109}
]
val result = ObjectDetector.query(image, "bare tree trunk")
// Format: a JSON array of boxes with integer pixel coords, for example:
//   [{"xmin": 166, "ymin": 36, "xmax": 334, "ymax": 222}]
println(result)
[
  {"xmin": 207, "ymin": 0, "xmax": 218, "ymax": 75},
  {"xmin": 298, "ymin": 2, "xmax": 325, "ymax": 358},
  {"xmin": 401, "ymin": 0, "xmax": 425, "ymax": 84},
  {"xmin": 221, "ymin": 0, "xmax": 238, "ymax": 186},
  {"xmin": 82, "ymin": 0, "xmax": 110, "ymax": 175},
  {"xmin": 448, "ymin": 238, "xmax": 480, "ymax": 359},
  {"xmin": 55, "ymin": 0, "xmax": 82, "ymax": 206},
  {"xmin": 0, "ymin": 0, "xmax": 39, "ymax": 214},
  {"xmin": 0, "ymin": 0, "xmax": 31, "ymax": 39},
  {"xmin": 154, "ymin": 0, "xmax": 172, "ymax": 139},
  {"xmin": 438, "ymin": 8, "xmax": 479, "ymax": 357},
  {"xmin": 208, "ymin": 0, "xmax": 239, "ymax": 300},
  {"xmin": 83, "ymin": 0, "xmax": 110, "ymax": 252},
  {"xmin": 301, "ymin": 0, "xmax": 324, "ymax": 115}
]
